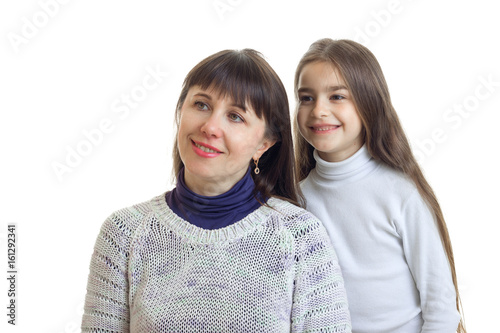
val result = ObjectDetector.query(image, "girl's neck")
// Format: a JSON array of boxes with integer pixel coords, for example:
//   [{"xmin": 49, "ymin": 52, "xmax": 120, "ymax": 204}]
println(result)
[
  {"xmin": 313, "ymin": 145, "xmax": 376, "ymax": 182},
  {"xmin": 317, "ymin": 142, "xmax": 364, "ymax": 163}
]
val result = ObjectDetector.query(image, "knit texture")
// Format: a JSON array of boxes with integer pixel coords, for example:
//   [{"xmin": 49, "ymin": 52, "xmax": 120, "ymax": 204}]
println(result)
[{"xmin": 81, "ymin": 195, "xmax": 351, "ymax": 332}]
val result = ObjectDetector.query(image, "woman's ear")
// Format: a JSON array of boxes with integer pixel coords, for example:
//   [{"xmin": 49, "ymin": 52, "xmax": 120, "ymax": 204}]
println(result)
[{"xmin": 252, "ymin": 138, "xmax": 276, "ymax": 161}]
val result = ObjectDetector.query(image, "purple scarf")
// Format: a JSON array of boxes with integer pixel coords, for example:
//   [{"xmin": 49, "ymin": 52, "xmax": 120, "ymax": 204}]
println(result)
[{"xmin": 165, "ymin": 167, "xmax": 263, "ymax": 230}]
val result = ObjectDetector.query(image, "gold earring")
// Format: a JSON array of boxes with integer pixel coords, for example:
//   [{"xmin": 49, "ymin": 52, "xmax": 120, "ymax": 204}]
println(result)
[{"xmin": 254, "ymin": 158, "xmax": 260, "ymax": 175}]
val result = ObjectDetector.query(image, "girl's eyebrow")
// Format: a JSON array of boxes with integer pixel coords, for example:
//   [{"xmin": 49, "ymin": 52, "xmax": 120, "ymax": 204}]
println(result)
[
  {"xmin": 327, "ymin": 85, "xmax": 348, "ymax": 92},
  {"xmin": 297, "ymin": 87, "xmax": 314, "ymax": 94},
  {"xmin": 298, "ymin": 85, "xmax": 348, "ymax": 93}
]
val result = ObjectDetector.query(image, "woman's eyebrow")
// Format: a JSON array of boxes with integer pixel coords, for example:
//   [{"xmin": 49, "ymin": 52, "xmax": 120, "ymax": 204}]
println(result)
[
  {"xmin": 194, "ymin": 92, "xmax": 248, "ymax": 112},
  {"xmin": 230, "ymin": 102, "xmax": 247, "ymax": 112},
  {"xmin": 193, "ymin": 92, "xmax": 212, "ymax": 100}
]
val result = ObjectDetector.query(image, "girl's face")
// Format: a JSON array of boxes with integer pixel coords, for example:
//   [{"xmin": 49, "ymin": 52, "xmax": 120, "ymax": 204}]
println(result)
[
  {"xmin": 178, "ymin": 85, "xmax": 274, "ymax": 196},
  {"xmin": 297, "ymin": 61, "xmax": 364, "ymax": 162}
]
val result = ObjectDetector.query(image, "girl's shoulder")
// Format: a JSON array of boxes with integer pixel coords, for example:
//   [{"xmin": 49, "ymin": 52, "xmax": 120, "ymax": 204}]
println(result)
[
  {"xmin": 375, "ymin": 165, "xmax": 435, "ymax": 224},
  {"xmin": 376, "ymin": 163, "xmax": 419, "ymax": 199}
]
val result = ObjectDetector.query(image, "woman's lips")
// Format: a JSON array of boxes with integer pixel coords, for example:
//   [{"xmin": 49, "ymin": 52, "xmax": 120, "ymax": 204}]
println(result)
[{"xmin": 191, "ymin": 140, "xmax": 222, "ymax": 157}]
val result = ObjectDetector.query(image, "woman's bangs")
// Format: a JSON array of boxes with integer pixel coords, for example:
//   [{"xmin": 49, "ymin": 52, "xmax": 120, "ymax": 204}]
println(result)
[{"xmin": 186, "ymin": 55, "xmax": 268, "ymax": 118}]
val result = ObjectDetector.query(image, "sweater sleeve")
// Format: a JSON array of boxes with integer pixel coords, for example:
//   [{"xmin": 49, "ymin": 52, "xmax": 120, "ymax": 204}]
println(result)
[
  {"xmin": 81, "ymin": 211, "xmax": 136, "ymax": 332},
  {"xmin": 290, "ymin": 212, "xmax": 351, "ymax": 333},
  {"xmin": 397, "ymin": 190, "xmax": 461, "ymax": 333}
]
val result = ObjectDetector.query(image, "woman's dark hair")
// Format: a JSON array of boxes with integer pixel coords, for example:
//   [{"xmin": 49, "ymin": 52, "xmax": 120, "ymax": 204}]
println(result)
[{"xmin": 173, "ymin": 49, "xmax": 300, "ymax": 206}]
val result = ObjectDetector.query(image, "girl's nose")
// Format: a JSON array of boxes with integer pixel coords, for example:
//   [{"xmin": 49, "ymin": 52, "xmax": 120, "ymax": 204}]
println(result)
[{"xmin": 311, "ymin": 98, "xmax": 329, "ymax": 118}]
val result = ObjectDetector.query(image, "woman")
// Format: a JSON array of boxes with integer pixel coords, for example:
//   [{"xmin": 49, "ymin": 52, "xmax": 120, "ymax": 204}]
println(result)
[{"xmin": 81, "ymin": 49, "xmax": 351, "ymax": 332}]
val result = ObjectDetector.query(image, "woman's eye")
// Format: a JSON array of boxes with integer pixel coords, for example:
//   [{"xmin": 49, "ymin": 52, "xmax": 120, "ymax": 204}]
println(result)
[
  {"xmin": 195, "ymin": 101, "xmax": 209, "ymax": 110},
  {"xmin": 228, "ymin": 113, "xmax": 243, "ymax": 123}
]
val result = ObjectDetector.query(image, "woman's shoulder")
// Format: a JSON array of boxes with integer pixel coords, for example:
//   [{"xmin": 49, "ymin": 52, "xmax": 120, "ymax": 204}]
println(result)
[
  {"xmin": 267, "ymin": 197, "xmax": 315, "ymax": 217},
  {"xmin": 99, "ymin": 193, "xmax": 166, "ymax": 238},
  {"xmin": 266, "ymin": 197, "xmax": 327, "ymax": 234},
  {"xmin": 266, "ymin": 198, "xmax": 336, "ymax": 261}
]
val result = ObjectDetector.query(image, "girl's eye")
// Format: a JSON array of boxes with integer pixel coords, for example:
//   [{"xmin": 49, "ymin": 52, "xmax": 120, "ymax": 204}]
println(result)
[
  {"xmin": 299, "ymin": 95, "xmax": 313, "ymax": 103},
  {"xmin": 195, "ymin": 101, "xmax": 209, "ymax": 110},
  {"xmin": 228, "ymin": 113, "xmax": 244, "ymax": 123},
  {"xmin": 331, "ymin": 95, "xmax": 345, "ymax": 101}
]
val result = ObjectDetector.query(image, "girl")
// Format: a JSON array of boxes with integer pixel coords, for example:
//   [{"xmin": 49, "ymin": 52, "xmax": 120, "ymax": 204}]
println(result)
[
  {"xmin": 294, "ymin": 38, "xmax": 465, "ymax": 333},
  {"xmin": 81, "ymin": 48, "xmax": 351, "ymax": 332}
]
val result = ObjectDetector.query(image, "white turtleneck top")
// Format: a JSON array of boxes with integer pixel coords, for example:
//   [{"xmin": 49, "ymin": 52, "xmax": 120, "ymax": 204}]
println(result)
[{"xmin": 300, "ymin": 145, "xmax": 460, "ymax": 333}]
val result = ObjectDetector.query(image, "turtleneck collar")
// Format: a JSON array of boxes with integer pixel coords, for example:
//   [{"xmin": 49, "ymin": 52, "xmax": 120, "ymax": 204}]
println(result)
[
  {"xmin": 165, "ymin": 167, "xmax": 263, "ymax": 230},
  {"xmin": 312, "ymin": 145, "xmax": 377, "ymax": 182}
]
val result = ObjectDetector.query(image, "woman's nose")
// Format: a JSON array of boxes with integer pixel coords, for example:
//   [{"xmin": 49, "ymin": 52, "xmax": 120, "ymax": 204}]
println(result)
[{"xmin": 200, "ymin": 113, "xmax": 223, "ymax": 138}]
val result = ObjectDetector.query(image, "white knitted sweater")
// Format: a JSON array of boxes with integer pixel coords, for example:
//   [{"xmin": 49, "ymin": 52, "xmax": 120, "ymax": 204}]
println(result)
[{"xmin": 81, "ymin": 194, "xmax": 351, "ymax": 332}]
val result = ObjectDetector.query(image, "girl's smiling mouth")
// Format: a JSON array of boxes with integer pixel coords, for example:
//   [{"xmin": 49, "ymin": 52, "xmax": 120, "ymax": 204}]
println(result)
[{"xmin": 310, "ymin": 124, "xmax": 341, "ymax": 133}]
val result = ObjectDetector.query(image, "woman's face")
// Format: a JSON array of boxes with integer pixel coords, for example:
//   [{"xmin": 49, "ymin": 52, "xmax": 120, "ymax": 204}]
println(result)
[{"xmin": 177, "ymin": 85, "xmax": 275, "ymax": 196}]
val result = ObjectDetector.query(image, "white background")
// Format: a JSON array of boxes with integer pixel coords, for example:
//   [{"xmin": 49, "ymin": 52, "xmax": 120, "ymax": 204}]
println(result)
[{"xmin": 1, "ymin": 0, "xmax": 499, "ymax": 331}]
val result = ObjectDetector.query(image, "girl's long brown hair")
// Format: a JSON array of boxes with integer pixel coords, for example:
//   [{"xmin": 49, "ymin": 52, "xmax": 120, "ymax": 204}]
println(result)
[{"xmin": 294, "ymin": 38, "xmax": 465, "ymax": 332}]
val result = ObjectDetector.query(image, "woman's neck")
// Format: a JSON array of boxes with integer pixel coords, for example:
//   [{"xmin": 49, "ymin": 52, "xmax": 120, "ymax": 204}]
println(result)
[{"xmin": 183, "ymin": 168, "xmax": 247, "ymax": 196}]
